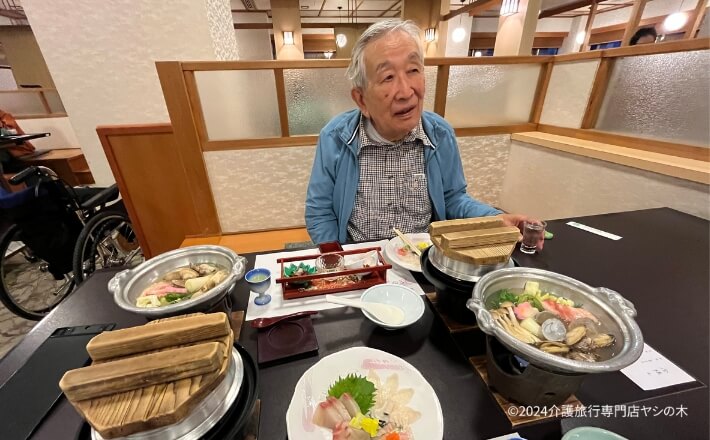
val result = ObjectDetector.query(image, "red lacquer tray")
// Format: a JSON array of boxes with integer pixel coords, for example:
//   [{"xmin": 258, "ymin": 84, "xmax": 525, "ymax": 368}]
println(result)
[{"xmin": 275, "ymin": 247, "xmax": 392, "ymax": 300}]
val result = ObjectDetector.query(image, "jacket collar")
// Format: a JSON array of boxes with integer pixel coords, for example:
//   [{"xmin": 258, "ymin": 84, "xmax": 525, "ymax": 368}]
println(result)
[{"xmin": 335, "ymin": 109, "xmax": 444, "ymax": 154}]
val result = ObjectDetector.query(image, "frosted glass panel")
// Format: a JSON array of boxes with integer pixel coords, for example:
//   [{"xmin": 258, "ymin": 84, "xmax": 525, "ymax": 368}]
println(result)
[
  {"xmin": 424, "ymin": 65, "xmax": 437, "ymax": 112},
  {"xmin": 195, "ymin": 70, "xmax": 281, "ymax": 140},
  {"xmin": 539, "ymin": 59, "xmax": 600, "ymax": 128},
  {"xmin": 445, "ymin": 64, "xmax": 541, "ymax": 127},
  {"xmin": 0, "ymin": 91, "xmax": 46, "ymax": 115},
  {"xmin": 285, "ymin": 68, "xmax": 353, "ymax": 135},
  {"xmin": 597, "ymin": 50, "xmax": 710, "ymax": 146}
]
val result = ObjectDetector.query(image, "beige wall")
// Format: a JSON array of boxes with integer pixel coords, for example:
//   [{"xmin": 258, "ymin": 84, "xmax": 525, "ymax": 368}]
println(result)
[
  {"xmin": 0, "ymin": 26, "xmax": 54, "ymax": 88},
  {"xmin": 17, "ymin": 116, "xmax": 80, "ymax": 149},
  {"xmin": 22, "ymin": 0, "xmax": 237, "ymax": 186},
  {"xmin": 499, "ymin": 141, "xmax": 710, "ymax": 221}
]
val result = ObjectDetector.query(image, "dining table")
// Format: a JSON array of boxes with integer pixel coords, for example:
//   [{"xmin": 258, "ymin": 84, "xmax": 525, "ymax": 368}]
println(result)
[
  {"xmin": 0, "ymin": 207, "xmax": 707, "ymax": 439},
  {"xmin": 0, "ymin": 133, "xmax": 50, "ymax": 148}
]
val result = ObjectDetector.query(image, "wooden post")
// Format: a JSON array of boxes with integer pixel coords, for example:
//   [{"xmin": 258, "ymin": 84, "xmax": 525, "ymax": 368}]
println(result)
[
  {"xmin": 684, "ymin": 0, "xmax": 707, "ymax": 39},
  {"xmin": 580, "ymin": 1, "xmax": 598, "ymax": 52},
  {"xmin": 580, "ymin": 57, "xmax": 615, "ymax": 129},
  {"xmin": 621, "ymin": 0, "xmax": 647, "ymax": 46},
  {"xmin": 433, "ymin": 65, "xmax": 449, "ymax": 117}
]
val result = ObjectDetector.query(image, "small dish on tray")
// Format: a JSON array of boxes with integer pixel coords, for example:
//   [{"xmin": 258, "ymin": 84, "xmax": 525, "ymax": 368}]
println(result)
[{"xmin": 384, "ymin": 233, "xmax": 432, "ymax": 273}]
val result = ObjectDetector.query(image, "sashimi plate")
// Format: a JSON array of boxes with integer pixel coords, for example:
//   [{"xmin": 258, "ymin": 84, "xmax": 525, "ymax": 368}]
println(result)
[{"xmin": 286, "ymin": 346, "xmax": 444, "ymax": 439}]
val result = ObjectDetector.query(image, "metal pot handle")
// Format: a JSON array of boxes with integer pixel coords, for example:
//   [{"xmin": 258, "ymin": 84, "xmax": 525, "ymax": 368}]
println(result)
[
  {"xmin": 108, "ymin": 269, "xmax": 131, "ymax": 295},
  {"xmin": 466, "ymin": 298, "xmax": 495, "ymax": 332},
  {"xmin": 595, "ymin": 287, "xmax": 637, "ymax": 318},
  {"xmin": 232, "ymin": 256, "xmax": 247, "ymax": 280}
]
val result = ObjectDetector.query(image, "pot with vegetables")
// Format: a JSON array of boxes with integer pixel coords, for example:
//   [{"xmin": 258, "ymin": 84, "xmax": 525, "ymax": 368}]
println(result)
[
  {"xmin": 109, "ymin": 245, "xmax": 247, "ymax": 319},
  {"xmin": 467, "ymin": 267, "xmax": 644, "ymax": 375}
]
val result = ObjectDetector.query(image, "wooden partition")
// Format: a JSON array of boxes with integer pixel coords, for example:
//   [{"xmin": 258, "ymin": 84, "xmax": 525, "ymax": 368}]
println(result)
[
  {"xmin": 133, "ymin": 37, "xmax": 709, "ymax": 239},
  {"xmin": 97, "ymin": 124, "xmax": 214, "ymax": 258}
]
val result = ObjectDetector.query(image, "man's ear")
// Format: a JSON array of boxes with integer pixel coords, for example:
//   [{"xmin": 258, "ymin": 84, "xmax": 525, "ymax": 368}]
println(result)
[{"xmin": 351, "ymin": 88, "xmax": 369, "ymax": 118}]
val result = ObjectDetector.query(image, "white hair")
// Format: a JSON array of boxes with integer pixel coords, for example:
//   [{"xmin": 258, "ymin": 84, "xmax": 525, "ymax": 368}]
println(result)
[{"xmin": 346, "ymin": 19, "xmax": 424, "ymax": 90}]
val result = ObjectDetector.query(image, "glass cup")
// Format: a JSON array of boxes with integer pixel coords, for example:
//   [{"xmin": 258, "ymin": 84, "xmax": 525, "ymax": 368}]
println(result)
[
  {"xmin": 520, "ymin": 221, "xmax": 546, "ymax": 254},
  {"xmin": 315, "ymin": 253, "xmax": 344, "ymax": 280}
]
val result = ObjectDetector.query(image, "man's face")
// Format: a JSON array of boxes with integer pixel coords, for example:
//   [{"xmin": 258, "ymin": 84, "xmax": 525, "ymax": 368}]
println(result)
[{"xmin": 352, "ymin": 31, "xmax": 425, "ymax": 142}]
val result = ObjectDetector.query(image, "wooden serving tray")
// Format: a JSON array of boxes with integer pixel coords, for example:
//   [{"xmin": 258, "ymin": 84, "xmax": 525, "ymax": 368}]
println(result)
[
  {"xmin": 275, "ymin": 247, "xmax": 392, "ymax": 300},
  {"xmin": 63, "ymin": 313, "xmax": 233, "ymax": 439}
]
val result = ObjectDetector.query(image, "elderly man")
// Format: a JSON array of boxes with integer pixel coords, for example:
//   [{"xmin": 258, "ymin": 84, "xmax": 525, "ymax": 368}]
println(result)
[{"xmin": 305, "ymin": 19, "xmax": 537, "ymax": 245}]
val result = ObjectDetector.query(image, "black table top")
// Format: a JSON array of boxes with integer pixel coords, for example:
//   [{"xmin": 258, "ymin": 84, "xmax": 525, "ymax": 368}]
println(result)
[{"xmin": 1, "ymin": 207, "xmax": 707, "ymax": 439}]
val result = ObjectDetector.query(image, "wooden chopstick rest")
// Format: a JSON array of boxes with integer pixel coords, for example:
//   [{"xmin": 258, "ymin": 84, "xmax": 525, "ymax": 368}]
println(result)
[
  {"xmin": 60, "ymin": 342, "xmax": 225, "ymax": 402},
  {"xmin": 87, "ymin": 312, "xmax": 229, "ymax": 361}
]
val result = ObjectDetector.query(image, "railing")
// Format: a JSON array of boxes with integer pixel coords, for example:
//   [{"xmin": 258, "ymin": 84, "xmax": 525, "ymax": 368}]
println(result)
[{"xmin": 0, "ymin": 88, "xmax": 67, "ymax": 118}]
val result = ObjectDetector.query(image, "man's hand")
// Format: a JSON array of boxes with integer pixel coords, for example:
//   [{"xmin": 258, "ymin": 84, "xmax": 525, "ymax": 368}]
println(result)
[{"xmin": 499, "ymin": 213, "xmax": 544, "ymax": 250}]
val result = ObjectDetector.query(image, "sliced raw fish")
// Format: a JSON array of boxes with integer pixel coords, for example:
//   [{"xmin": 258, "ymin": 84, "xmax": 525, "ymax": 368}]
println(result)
[
  {"xmin": 312, "ymin": 398, "xmax": 348, "ymax": 430},
  {"xmin": 339, "ymin": 393, "xmax": 361, "ymax": 418},
  {"xmin": 333, "ymin": 422, "xmax": 370, "ymax": 440}
]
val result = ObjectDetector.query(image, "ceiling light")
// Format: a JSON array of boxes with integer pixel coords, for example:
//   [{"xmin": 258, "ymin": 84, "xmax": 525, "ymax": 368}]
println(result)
[
  {"xmin": 283, "ymin": 31, "xmax": 294, "ymax": 45},
  {"xmin": 424, "ymin": 28, "xmax": 436, "ymax": 43},
  {"xmin": 575, "ymin": 31, "xmax": 586, "ymax": 45},
  {"xmin": 336, "ymin": 33, "xmax": 348, "ymax": 48},
  {"xmin": 324, "ymin": 51, "xmax": 334, "ymax": 59},
  {"xmin": 500, "ymin": 0, "xmax": 520, "ymax": 16},
  {"xmin": 663, "ymin": 12, "xmax": 688, "ymax": 32},
  {"xmin": 452, "ymin": 27, "xmax": 467, "ymax": 43},
  {"xmin": 474, "ymin": 51, "xmax": 483, "ymax": 57}
]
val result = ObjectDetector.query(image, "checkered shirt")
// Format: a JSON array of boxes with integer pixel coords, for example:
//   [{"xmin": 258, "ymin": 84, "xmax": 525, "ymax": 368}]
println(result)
[{"xmin": 347, "ymin": 117, "xmax": 434, "ymax": 242}]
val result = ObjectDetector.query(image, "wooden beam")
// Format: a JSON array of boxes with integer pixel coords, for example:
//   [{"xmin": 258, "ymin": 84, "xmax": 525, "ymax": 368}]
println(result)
[
  {"xmin": 580, "ymin": 57, "xmax": 614, "ymax": 129},
  {"xmin": 529, "ymin": 62, "xmax": 553, "ymax": 124},
  {"xmin": 454, "ymin": 123, "xmax": 538, "ymax": 137},
  {"xmin": 379, "ymin": 0, "xmax": 401, "ymax": 17},
  {"xmin": 537, "ymin": 125, "xmax": 710, "ymax": 163},
  {"xmin": 442, "ymin": 0, "xmax": 500, "ymax": 22},
  {"xmin": 684, "ymin": 0, "xmax": 707, "ymax": 39},
  {"xmin": 318, "ymin": 0, "xmax": 327, "ymax": 17},
  {"xmin": 273, "ymin": 69, "xmax": 289, "ymax": 137},
  {"xmin": 155, "ymin": 61, "xmax": 220, "ymax": 234},
  {"xmin": 425, "ymin": 55, "xmax": 551, "ymax": 65},
  {"xmin": 539, "ymin": 0, "xmax": 592, "ymax": 19},
  {"xmin": 603, "ymin": 37, "xmax": 709, "ymax": 58},
  {"xmin": 621, "ymin": 0, "xmax": 647, "ymax": 46},
  {"xmin": 433, "ymin": 65, "xmax": 449, "ymax": 117},
  {"xmin": 203, "ymin": 136, "xmax": 319, "ymax": 151},
  {"xmin": 580, "ymin": 1, "xmax": 598, "ymax": 52}
]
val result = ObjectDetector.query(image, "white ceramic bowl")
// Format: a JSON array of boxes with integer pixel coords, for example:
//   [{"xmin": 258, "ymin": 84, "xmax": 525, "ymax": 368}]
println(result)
[
  {"xmin": 360, "ymin": 283, "xmax": 425, "ymax": 330},
  {"xmin": 343, "ymin": 250, "xmax": 378, "ymax": 278}
]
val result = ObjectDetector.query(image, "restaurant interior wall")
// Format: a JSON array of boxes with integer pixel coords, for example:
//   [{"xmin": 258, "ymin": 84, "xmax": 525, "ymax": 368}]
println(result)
[
  {"xmin": 15, "ymin": 116, "xmax": 80, "ymax": 150},
  {"xmin": 233, "ymin": 12, "xmax": 274, "ymax": 60},
  {"xmin": 0, "ymin": 26, "xmax": 54, "ymax": 88},
  {"xmin": 592, "ymin": 0, "xmax": 699, "ymax": 29},
  {"xmin": 0, "ymin": 68, "xmax": 17, "ymax": 89},
  {"xmin": 500, "ymin": 140, "xmax": 710, "ymax": 221},
  {"xmin": 21, "ymin": 0, "xmax": 238, "ymax": 186}
]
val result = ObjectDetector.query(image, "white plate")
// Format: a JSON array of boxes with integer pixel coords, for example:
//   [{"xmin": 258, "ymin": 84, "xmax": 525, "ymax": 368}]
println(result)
[
  {"xmin": 286, "ymin": 347, "xmax": 444, "ymax": 439},
  {"xmin": 384, "ymin": 233, "xmax": 432, "ymax": 273}
]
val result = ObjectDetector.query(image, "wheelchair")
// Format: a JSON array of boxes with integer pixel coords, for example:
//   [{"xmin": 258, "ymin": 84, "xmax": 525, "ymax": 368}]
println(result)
[{"xmin": 0, "ymin": 166, "xmax": 142, "ymax": 320}]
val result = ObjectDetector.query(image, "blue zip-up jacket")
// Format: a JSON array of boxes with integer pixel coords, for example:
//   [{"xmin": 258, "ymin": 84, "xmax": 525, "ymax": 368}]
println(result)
[{"xmin": 305, "ymin": 109, "xmax": 502, "ymax": 244}]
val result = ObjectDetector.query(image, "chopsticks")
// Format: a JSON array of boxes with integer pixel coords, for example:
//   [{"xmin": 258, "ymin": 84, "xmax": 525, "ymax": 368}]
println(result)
[{"xmin": 393, "ymin": 227, "xmax": 422, "ymax": 257}]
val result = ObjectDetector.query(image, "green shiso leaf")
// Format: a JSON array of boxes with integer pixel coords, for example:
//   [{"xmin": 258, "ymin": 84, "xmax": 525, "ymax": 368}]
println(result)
[{"xmin": 327, "ymin": 374, "xmax": 376, "ymax": 414}]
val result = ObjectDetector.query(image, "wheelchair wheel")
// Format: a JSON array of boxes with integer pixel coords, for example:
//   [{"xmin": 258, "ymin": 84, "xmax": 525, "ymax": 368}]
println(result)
[
  {"xmin": 72, "ymin": 210, "xmax": 142, "ymax": 284},
  {"xmin": 0, "ymin": 224, "xmax": 74, "ymax": 320}
]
